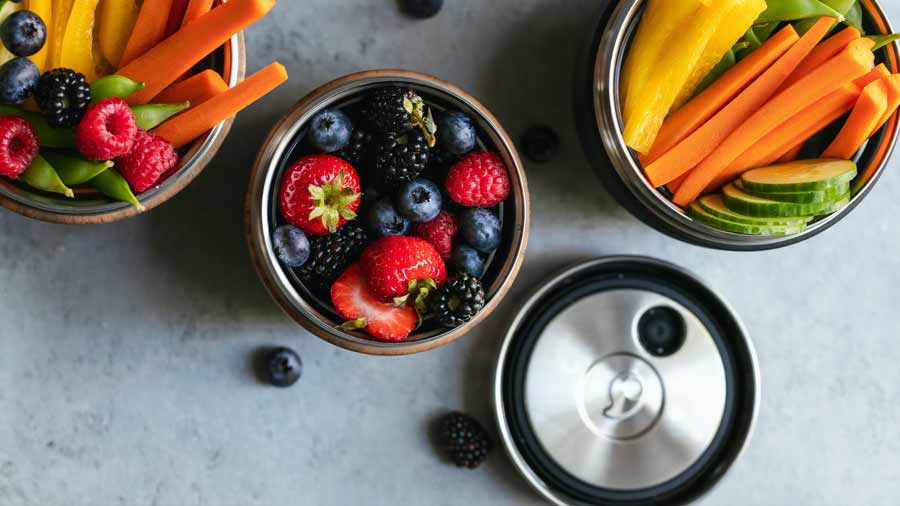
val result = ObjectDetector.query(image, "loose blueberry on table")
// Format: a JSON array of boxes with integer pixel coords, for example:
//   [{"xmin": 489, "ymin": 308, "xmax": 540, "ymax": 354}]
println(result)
[{"xmin": 273, "ymin": 86, "xmax": 513, "ymax": 343}]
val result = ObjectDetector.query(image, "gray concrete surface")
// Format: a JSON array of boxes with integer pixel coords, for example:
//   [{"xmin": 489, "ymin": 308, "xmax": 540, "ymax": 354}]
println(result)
[{"xmin": 2, "ymin": 1, "xmax": 900, "ymax": 505}]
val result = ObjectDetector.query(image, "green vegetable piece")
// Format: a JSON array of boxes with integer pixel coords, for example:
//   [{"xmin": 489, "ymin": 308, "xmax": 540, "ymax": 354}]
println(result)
[
  {"xmin": 131, "ymin": 101, "xmax": 190, "ymax": 130},
  {"xmin": 90, "ymin": 75, "xmax": 145, "ymax": 102},
  {"xmin": 42, "ymin": 150, "xmax": 113, "ymax": 186},
  {"xmin": 868, "ymin": 34, "xmax": 900, "ymax": 51},
  {"xmin": 753, "ymin": 22, "xmax": 782, "ymax": 42},
  {"xmin": 758, "ymin": 0, "xmax": 845, "ymax": 23},
  {"xmin": 0, "ymin": 105, "xmax": 76, "ymax": 148},
  {"xmin": 844, "ymin": 1, "xmax": 863, "ymax": 32},
  {"xmin": 794, "ymin": 0, "xmax": 856, "ymax": 33},
  {"xmin": 90, "ymin": 169, "xmax": 144, "ymax": 210},
  {"xmin": 688, "ymin": 201, "xmax": 807, "ymax": 236},
  {"xmin": 738, "ymin": 28, "xmax": 763, "ymax": 59},
  {"xmin": 18, "ymin": 155, "xmax": 74, "ymax": 198},
  {"xmin": 695, "ymin": 50, "xmax": 736, "ymax": 96}
]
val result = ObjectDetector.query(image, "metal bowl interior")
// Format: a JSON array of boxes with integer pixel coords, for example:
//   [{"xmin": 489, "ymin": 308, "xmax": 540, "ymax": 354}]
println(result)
[
  {"xmin": 592, "ymin": 0, "xmax": 900, "ymax": 250},
  {"xmin": 0, "ymin": 33, "xmax": 247, "ymax": 224},
  {"xmin": 246, "ymin": 70, "xmax": 529, "ymax": 355}
]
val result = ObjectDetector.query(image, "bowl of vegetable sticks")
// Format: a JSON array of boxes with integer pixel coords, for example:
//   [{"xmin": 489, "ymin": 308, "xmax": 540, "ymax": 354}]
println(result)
[
  {"xmin": 578, "ymin": 0, "xmax": 900, "ymax": 250},
  {"xmin": 0, "ymin": 0, "xmax": 287, "ymax": 224}
]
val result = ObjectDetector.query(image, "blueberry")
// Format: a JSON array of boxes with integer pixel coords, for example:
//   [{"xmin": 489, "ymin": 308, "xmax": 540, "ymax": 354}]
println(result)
[
  {"xmin": 0, "ymin": 57, "xmax": 38, "ymax": 104},
  {"xmin": 265, "ymin": 347, "xmax": 303, "ymax": 387},
  {"xmin": 308, "ymin": 109, "xmax": 353, "ymax": 153},
  {"xmin": 272, "ymin": 225, "xmax": 310, "ymax": 268},
  {"xmin": 460, "ymin": 208, "xmax": 501, "ymax": 253},
  {"xmin": 438, "ymin": 110, "xmax": 476, "ymax": 155},
  {"xmin": 367, "ymin": 197, "xmax": 411, "ymax": 237},
  {"xmin": 521, "ymin": 125, "xmax": 560, "ymax": 163},
  {"xmin": 395, "ymin": 178, "xmax": 442, "ymax": 223},
  {"xmin": 401, "ymin": 0, "xmax": 443, "ymax": 18},
  {"xmin": 1, "ymin": 11, "xmax": 46, "ymax": 58},
  {"xmin": 452, "ymin": 244, "xmax": 485, "ymax": 277}
]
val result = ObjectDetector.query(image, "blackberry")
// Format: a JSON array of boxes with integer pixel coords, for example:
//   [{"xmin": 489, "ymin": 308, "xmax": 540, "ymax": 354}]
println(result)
[
  {"xmin": 359, "ymin": 87, "xmax": 436, "ymax": 146},
  {"xmin": 431, "ymin": 273, "xmax": 486, "ymax": 327},
  {"xmin": 424, "ymin": 145, "xmax": 457, "ymax": 185},
  {"xmin": 297, "ymin": 223, "xmax": 368, "ymax": 292},
  {"xmin": 440, "ymin": 412, "xmax": 492, "ymax": 469},
  {"xmin": 34, "ymin": 68, "xmax": 90, "ymax": 127},
  {"xmin": 371, "ymin": 131, "xmax": 430, "ymax": 188},
  {"xmin": 334, "ymin": 129, "xmax": 371, "ymax": 168}
]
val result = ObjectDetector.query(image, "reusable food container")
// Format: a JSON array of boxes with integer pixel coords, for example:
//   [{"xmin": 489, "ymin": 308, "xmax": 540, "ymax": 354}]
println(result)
[
  {"xmin": 495, "ymin": 257, "xmax": 759, "ymax": 506},
  {"xmin": 245, "ymin": 70, "xmax": 529, "ymax": 355},
  {"xmin": 0, "ymin": 34, "xmax": 247, "ymax": 224},
  {"xmin": 575, "ymin": 0, "xmax": 900, "ymax": 250}
]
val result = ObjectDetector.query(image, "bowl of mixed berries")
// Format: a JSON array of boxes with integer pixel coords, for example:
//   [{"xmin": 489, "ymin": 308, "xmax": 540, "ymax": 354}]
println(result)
[{"xmin": 246, "ymin": 70, "xmax": 529, "ymax": 355}]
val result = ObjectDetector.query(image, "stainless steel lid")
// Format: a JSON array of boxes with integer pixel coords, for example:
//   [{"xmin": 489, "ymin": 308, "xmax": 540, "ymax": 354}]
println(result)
[{"xmin": 495, "ymin": 257, "xmax": 759, "ymax": 506}]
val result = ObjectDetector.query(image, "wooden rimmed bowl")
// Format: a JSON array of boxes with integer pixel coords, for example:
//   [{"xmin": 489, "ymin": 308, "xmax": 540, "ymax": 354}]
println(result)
[
  {"xmin": 245, "ymin": 70, "xmax": 530, "ymax": 355},
  {"xmin": 0, "ymin": 32, "xmax": 247, "ymax": 224}
]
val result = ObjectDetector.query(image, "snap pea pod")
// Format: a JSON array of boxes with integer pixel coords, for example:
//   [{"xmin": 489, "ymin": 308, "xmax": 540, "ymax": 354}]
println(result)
[
  {"xmin": 42, "ymin": 150, "xmax": 113, "ymax": 186},
  {"xmin": 18, "ymin": 155, "xmax": 74, "ymax": 198},
  {"xmin": 844, "ymin": 1, "xmax": 863, "ymax": 32},
  {"xmin": 0, "ymin": 105, "xmax": 76, "ymax": 148},
  {"xmin": 753, "ymin": 22, "xmax": 782, "ymax": 42},
  {"xmin": 90, "ymin": 75, "xmax": 145, "ymax": 102},
  {"xmin": 794, "ymin": 0, "xmax": 856, "ymax": 34},
  {"xmin": 695, "ymin": 50, "xmax": 737, "ymax": 96},
  {"xmin": 131, "ymin": 101, "xmax": 190, "ymax": 130},
  {"xmin": 736, "ymin": 28, "xmax": 763, "ymax": 59},
  {"xmin": 758, "ymin": 0, "xmax": 845, "ymax": 23},
  {"xmin": 90, "ymin": 168, "xmax": 143, "ymax": 210},
  {"xmin": 869, "ymin": 34, "xmax": 900, "ymax": 51}
]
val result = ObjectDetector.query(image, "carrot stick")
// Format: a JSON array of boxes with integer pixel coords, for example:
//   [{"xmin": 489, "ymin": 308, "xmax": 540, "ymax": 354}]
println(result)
[
  {"xmin": 182, "ymin": 0, "xmax": 213, "ymax": 26},
  {"xmin": 780, "ymin": 26, "xmax": 861, "ymax": 91},
  {"xmin": 119, "ymin": 0, "xmax": 274, "ymax": 105},
  {"xmin": 644, "ymin": 17, "xmax": 834, "ymax": 189},
  {"xmin": 673, "ymin": 36, "xmax": 875, "ymax": 206},
  {"xmin": 822, "ymin": 80, "xmax": 890, "ymax": 159},
  {"xmin": 120, "ymin": 0, "xmax": 176, "ymax": 68},
  {"xmin": 154, "ymin": 69, "xmax": 228, "ymax": 106},
  {"xmin": 868, "ymin": 74, "xmax": 900, "ymax": 138},
  {"xmin": 644, "ymin": 25, "xmax": 799, "ymax": 164},
  {"xmin": 153, "ymin": 62, "xmax": 287, "ymax": 148},
  {"xmin": 166, "ymin": 0, "xmax": 190, "ymax": 36}
]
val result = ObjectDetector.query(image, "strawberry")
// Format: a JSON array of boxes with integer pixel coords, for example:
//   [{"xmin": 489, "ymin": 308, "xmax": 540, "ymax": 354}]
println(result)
[
  {"xmin": 331, "ymin": 264, "xmax": 418, "ymax": 342},
  {"xmin": 359, "ymin": 236, "xmax": 447, "ymax": 304},
  {"xmin": 445, "ymin": 151, "xmax": 511, "ymax": 207},
  {"xmin": 278, "ymin": 154, "xmax": 362, "ymax": 235}
]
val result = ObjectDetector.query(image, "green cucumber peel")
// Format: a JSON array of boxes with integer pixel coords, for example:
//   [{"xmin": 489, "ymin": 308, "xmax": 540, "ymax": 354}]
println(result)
[
  {"xmin": 90, "ymin": 169, "xmax": 143, "ymax": 210},
  {"xmin": 0, "ymin": 105, "xmax": 76, "ymax": 148},
  {"xmin": 90, "ymin": 75, "xmax": 145, "ymax": 102},
  {"xmin": 758, "ymin": 0, "xmax": 846, "ymax": 23},
  {"xmin": 42, "ymin": 150, "xmax": 114, "ymax": 186},
  {"xmin": 735, "ymin": 180, "xmax": 850, "ymax": 204},
  {"xmin": 132, "ymin": 101, "xmax": 190, "ymax": 130},
  {"xmin": 722, "ymin": 183, "xmax": 840, "ymax": 217},
  {"xmin": 18, "ymin": 154, "xmax": 73, "ymax": 198},
  {"xmin": 697, "ymin": 194, "xmax": 812, "ymax": 226},
  {"xmin": 689, "ymin": 202, "xmax": 806, "ymax": 236}
]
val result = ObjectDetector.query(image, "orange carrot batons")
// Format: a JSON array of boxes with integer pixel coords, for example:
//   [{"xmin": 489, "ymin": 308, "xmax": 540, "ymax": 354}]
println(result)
[
  {"xmin": 645, "ymin": 25, "xmax": 799, "ymax": 164},
  {"xmin": 644, "ymin": 17, "xmax": 834, "ymax": 189},
  {"xmin": 781, "ymin": 26, "xmax": 861, "ymax": 91},
  {"xmin": 869, "ymin": 74, "xmax": 900, "ymax": 137},
  {"xmin": 120, "ymin": 0, "xmax": 176, "ymax": 68},
  {"xmin": 182, "ymin": 0, "xmax": 214, "ymax": 26},
  {"xmin": 822, "ymin": 79, "xmax": 890, "ymax": 159},
  {"xmin": 119, "ymin": 0, "xmax": 275, "ymax": 105},
  {"xmin": 165, "ymin": 0, "xmax": 190, "ymax": 36},
  {"xmin": 153, "ymin": 62, "xmax": 287, "ymax": 148},
  {"xmin": 155, "ymin": 69, "xmax": 228, "ymax": 106}
]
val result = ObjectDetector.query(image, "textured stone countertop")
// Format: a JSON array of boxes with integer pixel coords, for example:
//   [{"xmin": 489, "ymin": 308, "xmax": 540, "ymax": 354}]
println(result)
[{"xmin": 3, "ymin": 1, "xmax": 900, "ymax": 505}]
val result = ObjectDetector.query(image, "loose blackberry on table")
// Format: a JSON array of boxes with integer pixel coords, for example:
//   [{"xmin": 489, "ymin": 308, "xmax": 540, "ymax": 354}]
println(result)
[{"xmin": 440, "ymin": 411, "xmax": 493, "ymax": 469}]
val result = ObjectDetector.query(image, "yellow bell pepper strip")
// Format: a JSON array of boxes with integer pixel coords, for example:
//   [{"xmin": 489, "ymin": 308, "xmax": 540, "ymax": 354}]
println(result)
[
  {"xmin": 97, "ymin": 0, "xmax": 139, "ymax": 68},
  {"xmin": 59, "ymin": 0, "xmax": 100, "ymax": 81},
  {"xmin": 0, "ymin": 1, "xmax": 20, "ymax": 67},
  {"xmin": 623, "ymin": 0, "xmax": 741, "ymax": 154},
  {"xmin": 26, "ymin": 0, "xmax": 51, "ymax": 71},
  {"xmin": 49, "ymin": 0, "xmax": 74, "ymax": 68},
  {"xmin": 620, "ymin": 0, "xmax": 709, "ymax": 127},
  {"xmin": 671, "ymin": 0, "xmax": 768, "ymax": 111}
]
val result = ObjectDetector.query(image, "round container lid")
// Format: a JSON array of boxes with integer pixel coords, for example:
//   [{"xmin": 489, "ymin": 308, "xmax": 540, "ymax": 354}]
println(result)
[{"xmin": 495, "ymin": 257, "xmax": 759, "ymax": 506}]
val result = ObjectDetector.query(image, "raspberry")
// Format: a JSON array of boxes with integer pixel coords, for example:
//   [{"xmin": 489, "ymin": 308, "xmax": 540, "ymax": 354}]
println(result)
[
  {"xmin": 75, "ymin": 97, "xmax": 137, "ymax": 161},
  {"xmin": 413, "ymin": 211, "xmax": 457, "ymax": 259},
  {"xmin": 115, "ymin": 130, "xmax": 179, "ymax": 192},
  {"xmin": 0, "ymin": 115, "xmax": 38, "ymax": 178},
  {"xmin": 445, "ymin": 151, "xmax": 511, "ymax": 207}
]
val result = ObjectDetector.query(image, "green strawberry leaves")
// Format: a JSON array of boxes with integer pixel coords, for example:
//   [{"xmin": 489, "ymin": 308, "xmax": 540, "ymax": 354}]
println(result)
[
  {"xmin": 404, "ymin": 93, "xmax": 438, "ymax": 147},
  {"xmin": 307, "ymin": 169, "xmax": 361, "ymax": 233}
]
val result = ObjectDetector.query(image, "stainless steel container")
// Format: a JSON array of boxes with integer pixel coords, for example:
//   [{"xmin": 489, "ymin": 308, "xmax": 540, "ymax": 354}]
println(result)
[
  {"xmin": 0, "ymin": 33, "xmax": 247, "ymax": 224},
  {"xmin": 575, "ymin": 0, "xmax": 900, "ymax": 251},
  {"xmin": 246, "ymin": 70, "xmax": 529, "ymax": 356},
  {"xmin": 495, "ymin": 257, "xmax": 759, "ymax": 506}
]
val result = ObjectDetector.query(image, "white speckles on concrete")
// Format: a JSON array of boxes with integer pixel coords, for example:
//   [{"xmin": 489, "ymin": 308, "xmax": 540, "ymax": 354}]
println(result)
[{"xmin": 2, "ymin": 0, "xmax": 900, "ymax": 504}]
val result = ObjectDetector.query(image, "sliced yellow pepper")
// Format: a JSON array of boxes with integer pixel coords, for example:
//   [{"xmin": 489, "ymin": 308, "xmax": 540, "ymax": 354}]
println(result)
[
  {"xmin": 49, "ymin": 0, "xmax": 74, "ymax": 68},
  {"xmin": 97, "ymin": 0, "xmax": 139, "ymax": 68},
  {"xmin": 26, "ymin": 0, "xmax": 51, "ymax": 71},
  {"xmin": 59, "ymin": 0, "xmax": 99, "ymax": 81},
  {"xmin": 671, "ymin": 0, "xmax": 768, "ymax": 110}
]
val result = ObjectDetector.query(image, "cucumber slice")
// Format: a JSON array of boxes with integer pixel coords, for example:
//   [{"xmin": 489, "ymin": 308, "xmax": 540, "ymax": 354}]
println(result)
[
  {"xmin": 815, "ymin": 192, "xmax": 851, "ymax": 216},
  {"xmin": 740, "ymin": 159, "xmax": 857, "ymax": 192},
  {"xmin": 722, "ymin": 183, "xmax": 838, "ymax": 217},
  {"xmin": 697, "ymin": 194, "xmax": 811, "ymax": 226},
  {"xmin": 688, "ymin": 203, "xmax": 806, "ymax": 236},
  {"xmin": 735, "ymin": 180, "xmax": 850, "ymax": 204}
]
